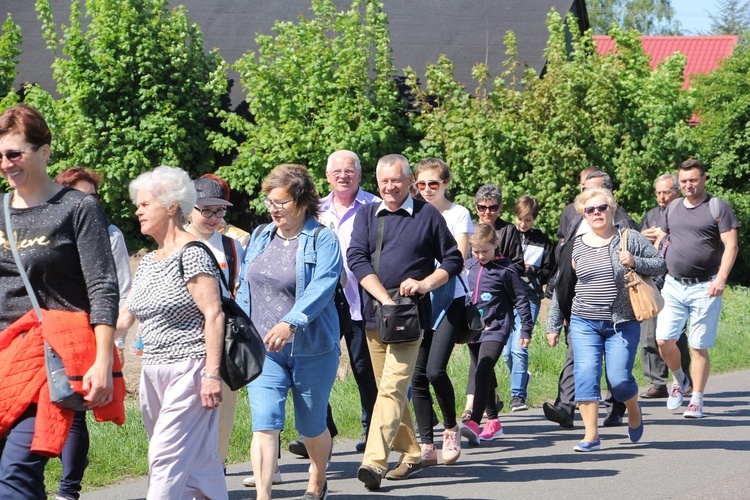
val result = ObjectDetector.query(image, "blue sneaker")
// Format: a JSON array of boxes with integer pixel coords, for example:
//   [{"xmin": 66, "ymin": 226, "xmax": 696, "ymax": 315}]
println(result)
[{"xmin": 573, "ymin": 439, "xmax": 601, "ymax": 452}]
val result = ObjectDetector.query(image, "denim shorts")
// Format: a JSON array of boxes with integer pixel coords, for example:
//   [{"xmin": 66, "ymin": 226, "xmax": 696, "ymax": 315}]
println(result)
[
  {"xmin": 570, "ymin": 315, "xmax": 640, "ymax": 403},
  {"xmin": 247, "ymin": 345, "xmax": 339, "ymax": 437},
  {"xmin": 655, "ymin": 275, "xmax": 723, "ymax": 349}
]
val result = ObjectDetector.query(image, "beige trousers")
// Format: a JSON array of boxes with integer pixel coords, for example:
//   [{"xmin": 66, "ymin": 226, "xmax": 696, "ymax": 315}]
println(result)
[
  {"xmin": 217, "ymin": 381, "xmax": 239, "ymax": 464},
  {"xmin": 362, "ymin": 328, "xmax": 422, "ymax": 471}
]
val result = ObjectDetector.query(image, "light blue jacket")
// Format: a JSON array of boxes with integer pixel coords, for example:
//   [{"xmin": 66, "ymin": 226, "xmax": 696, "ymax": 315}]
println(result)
[{"xmin": 235, "ymin": 216, "xmax": 343, "ymax": 357}]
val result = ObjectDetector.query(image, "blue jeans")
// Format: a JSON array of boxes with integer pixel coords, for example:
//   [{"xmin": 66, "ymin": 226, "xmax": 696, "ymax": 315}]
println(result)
[
  {"xmin": 0, "ymin": 405, "xmax": 49, "ymax": 500},
  {"xmin": 502, "ymin": 300, "xmax": 540, "ymax": 399},
  {"xmin": 248, "ymin": 345, "xmax": 339, "ymax": 438},
  {"xmin": 570, "ymin": 315, "xmax": 640, "ymax": 403},
  {"xmin": 58, "ymin": 411, "xmax": 89, "ymax": 499}
]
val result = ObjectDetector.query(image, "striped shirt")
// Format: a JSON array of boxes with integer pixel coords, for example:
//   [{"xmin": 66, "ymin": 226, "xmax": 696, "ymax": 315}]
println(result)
[{"xmin": 571, "ymin": 235, "xmax": 617, "ymax": 321}]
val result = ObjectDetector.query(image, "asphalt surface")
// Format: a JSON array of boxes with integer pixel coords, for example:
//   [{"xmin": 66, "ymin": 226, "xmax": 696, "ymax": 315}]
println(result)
[{"xmin": 83, "ymin": 369, "xmax": 750, "ymax": 499}]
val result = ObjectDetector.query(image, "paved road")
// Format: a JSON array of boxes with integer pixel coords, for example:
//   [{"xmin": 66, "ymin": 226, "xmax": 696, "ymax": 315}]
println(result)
[{"xmin": 84, "ymin": 369, "xmax": 750, "ymax": 499}]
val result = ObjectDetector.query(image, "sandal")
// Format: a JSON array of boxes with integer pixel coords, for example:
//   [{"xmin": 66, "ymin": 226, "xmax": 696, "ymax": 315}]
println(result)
[{"xmin": 461, "ymin": 409, "xmax": 472, "ymax": 423}]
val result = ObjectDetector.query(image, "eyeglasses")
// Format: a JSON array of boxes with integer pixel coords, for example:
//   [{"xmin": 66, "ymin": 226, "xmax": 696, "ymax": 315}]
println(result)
[
  {"xmin": 194, "ymin": 206, "xmax": 227, "ymax": 218},
  {"xmin": 655, "ymin": 189, "xmax": 677, "ymax": 196},
  {"xmin": 583, "ymin": 203, "xmax": 610, "ymax": 215},
  {"xmin": 476, "ymin": 204, "xmax": 500, "ymax": 213},
  {"xmin": 328, "ymin": 169, "xmax": 357, "ymax": 178},
  {"xmin": 263, "ymin": 198, "xmax": 293, "ymax": 210},
  {"xmin": 415, "ymin": 180, "xmax": 443, "ymax": 191},
  {"xmin": 0, "ymin": 145, "xmax": 40, "ymax": 163}
]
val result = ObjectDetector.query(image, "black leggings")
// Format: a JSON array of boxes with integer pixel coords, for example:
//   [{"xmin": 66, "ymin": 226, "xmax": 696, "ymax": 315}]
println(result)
[
  {"xmin": 468, "ymin": 340, "xmax": 506, "ymax": 425},
  {"xmin": 411, "ymin": 298, "xmax": 464, "ymax": 444}
]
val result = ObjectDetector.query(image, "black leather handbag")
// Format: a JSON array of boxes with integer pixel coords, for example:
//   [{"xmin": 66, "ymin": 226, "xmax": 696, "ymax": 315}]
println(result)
[{"xmin": 178, "ymin": 241, "xmax": 265, "ymax": 391}]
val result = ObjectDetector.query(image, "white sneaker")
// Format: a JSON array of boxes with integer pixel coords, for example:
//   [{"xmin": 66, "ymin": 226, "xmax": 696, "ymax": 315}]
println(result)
[
  {"xmin": 242, "ymin": 470, "xmax": 282, "ymax": 487},
  {"xmin": 666, "ymin": 378, "xmax": 690, "ymax": 410},
  {"xmin": 683, "ymin": 402, "xmax": 704, "ymax": 418}
]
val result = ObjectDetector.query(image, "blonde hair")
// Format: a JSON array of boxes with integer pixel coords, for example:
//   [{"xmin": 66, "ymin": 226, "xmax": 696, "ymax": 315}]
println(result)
[
  {"xmin": 574, "ymin": 187, "xmax": 616, "ymax": 214},
  {"xmin": 470, "ymin": 223, "xmax": 499, "ymax": 247}
]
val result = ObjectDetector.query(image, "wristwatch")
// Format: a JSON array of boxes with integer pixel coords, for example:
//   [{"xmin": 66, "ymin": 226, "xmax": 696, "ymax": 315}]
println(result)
[
  {"xmin": 114, "ymin": 338, "xmax": 125, "ymax": 350},
  {"xmin": 287, "ymin": 323, "xmax": 298, "ymax": 335}
]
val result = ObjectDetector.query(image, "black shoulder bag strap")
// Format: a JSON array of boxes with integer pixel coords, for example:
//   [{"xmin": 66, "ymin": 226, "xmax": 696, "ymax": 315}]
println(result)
[
  {"xmin": 372, "ymin": 215, "xmax": 386, "ymax": 276},
  {"xmin": 178, "ymin": 240, "xmax": 230, "ymax": 296},
  {"xmin": 220, "ymin": 234, "xmax": 237, "ymax": 295}
]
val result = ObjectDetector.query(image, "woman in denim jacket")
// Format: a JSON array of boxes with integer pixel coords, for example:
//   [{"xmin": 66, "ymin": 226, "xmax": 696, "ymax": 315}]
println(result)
[
  {"xmin": 547, "ymin": 187, "xmax": 665, "ymax": 453},
  {"xmin": 235, "ymin": 164, "xmax": 342, "ymax": 500}
]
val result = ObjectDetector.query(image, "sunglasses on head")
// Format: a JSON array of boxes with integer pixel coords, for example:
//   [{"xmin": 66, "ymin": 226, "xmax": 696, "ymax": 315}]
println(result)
[
  {"xmin": 583, "ymin": 203, "xmax": 610, "ymax": 215},
  {"xmin": 416, "ymin": 180, "xmax": 443, "ymax": 191},
  {"xmin": 476, "ymin": 204, "xmax": 500, "ymax": 212}
]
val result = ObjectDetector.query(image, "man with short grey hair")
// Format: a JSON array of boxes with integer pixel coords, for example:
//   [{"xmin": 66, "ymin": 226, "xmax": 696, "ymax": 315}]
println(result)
[
  {"xmin": 348, "ymin": 154, "xmax": 463, "ymax": 490},
  {"xmin": 319, "ymin": 149, "xmax": 379, "ymax": 452},
  {"xmin": 638, "ymin": 173, "xmax": 691, "ymax": 399}
]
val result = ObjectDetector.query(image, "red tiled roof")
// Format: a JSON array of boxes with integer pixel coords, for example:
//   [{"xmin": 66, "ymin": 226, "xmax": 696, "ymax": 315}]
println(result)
[{"xmin": 593, "ymin": 35, "xmax": 738, "ymax": 88}]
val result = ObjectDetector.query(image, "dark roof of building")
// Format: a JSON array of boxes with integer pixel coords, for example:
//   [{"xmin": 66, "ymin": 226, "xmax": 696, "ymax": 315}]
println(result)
[
  {"xmin": 7, "ymin": 0, "xmax": 588, "ymax": 109},
  {"xmin": 593, "ymin": 35, "xmax": 738, "ymax": 88}
]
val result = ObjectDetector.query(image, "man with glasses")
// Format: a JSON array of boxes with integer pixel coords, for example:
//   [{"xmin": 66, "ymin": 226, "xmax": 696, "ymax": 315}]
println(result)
[
  {"xmin": 318, "ymin": 150, "xmax": 379, "ymax": 453},
  {"xmin": 638, "ymin": 174, "xmax": 691, "ymax": 399}
]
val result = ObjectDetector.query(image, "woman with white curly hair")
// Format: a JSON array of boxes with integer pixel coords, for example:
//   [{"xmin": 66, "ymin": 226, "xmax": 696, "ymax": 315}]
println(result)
[{"xmin": 117, "ymin": 165, "xmax": 228, "ymax": 499}]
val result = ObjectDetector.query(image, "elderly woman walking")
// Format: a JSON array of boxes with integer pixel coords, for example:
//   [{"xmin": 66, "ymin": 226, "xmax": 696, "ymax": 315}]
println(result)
[
  {"xmin": 235, "ymin": 164, "xmax": 342, "ymax": 500},
  {"xmin": 117, "ymin": 165, "xmax": 227, "ymax": 498}
]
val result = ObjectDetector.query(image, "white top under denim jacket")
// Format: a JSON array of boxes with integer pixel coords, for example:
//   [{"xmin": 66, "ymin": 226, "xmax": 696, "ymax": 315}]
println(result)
[
  {"xmin": 234, "ymin": 216, "xmax": 343, "ymax": 357},
  {"xmin": 547, "ymin": 226, "xmax": 666, "ymax": 334}
]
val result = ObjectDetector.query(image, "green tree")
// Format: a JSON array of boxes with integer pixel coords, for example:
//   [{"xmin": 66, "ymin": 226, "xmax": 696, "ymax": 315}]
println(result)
[
  {"xmin": 35, "ymin": 0, "xmax": 228, "ymax": 242},
  {"xmin": 708, "ymin": 0, "xmax": 750, "ymax": 35},
  {"xmin": 404, "ymin": 32, "xmax": 531, "ymax": 210},
  {"xmin": 588, "ymin": 0, "xmax": 681, "ymax": 35},
  {"xmin": 219, "ymin": 0, "xmax": 411, "ymax": 207},
  {"xmin": 0, "ymin": 14, "xmax": 22, "ymax": 106},
  {"xmin": 692, "ymin": 36, "xmax": 750, "ymax": 282}
]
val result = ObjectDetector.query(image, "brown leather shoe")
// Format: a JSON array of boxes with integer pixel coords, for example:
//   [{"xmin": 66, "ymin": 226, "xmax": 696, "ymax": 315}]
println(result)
[{"xmin": 640, "ymin": 386, "xmax": 669, "ymax": 399}]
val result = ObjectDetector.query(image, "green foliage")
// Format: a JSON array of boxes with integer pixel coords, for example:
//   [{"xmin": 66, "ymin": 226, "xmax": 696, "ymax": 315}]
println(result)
[
  {"xmin": 35, "ymin": 0, "xmax": 228, "ymax": 244},
  {"xmin": 588, "ymin": 0, "xmax": 681, "ymax": 35},
  {"xmin": 708, "ymin": 0, "xmax": 750, "ymax": 35},
  {"xmin": 406, "ymin": 11, "xmax": 696, "ymax": 238},
  {"xmin": 692, "ymin": 36, "xmax": 750, "ymax": 283},
  {"xmin": 404, "ymin": 31, "xmax": 530, "ymax": 211},
  {"xmin": 219, "ymin": 0, "xmax": 412, "ymax": 209},
  {"xmin": 0, "ymin": 14, "xmax": 22, "ymax": 98}
]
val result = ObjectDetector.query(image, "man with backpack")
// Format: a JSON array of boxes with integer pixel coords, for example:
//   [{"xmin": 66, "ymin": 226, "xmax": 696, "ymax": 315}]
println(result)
[{"xmin": 654, "ymin": 159, "xmax": 738, "ymax": 419}]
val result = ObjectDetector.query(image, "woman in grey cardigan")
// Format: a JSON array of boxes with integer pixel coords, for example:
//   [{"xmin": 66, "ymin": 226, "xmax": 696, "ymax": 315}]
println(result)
[{"xmin": 548, "ymin": 187, "xmax": 666, "ymax": 452}]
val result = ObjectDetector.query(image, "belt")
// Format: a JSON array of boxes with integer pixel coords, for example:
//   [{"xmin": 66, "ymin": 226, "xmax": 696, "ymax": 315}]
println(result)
[{"xmin": 672, "ymin": 274, "xmax": 716, "ymax": 284}]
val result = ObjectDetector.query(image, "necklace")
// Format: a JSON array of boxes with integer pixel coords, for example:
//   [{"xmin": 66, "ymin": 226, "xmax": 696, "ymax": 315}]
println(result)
[{"xmin": 276, "ymin": 230, "xmax": 300, "ymax": 246}]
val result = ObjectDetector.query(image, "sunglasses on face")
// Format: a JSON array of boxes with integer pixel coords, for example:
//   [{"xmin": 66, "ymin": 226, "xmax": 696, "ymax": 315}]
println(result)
[
  {"xmin": 194, "ymin": 206, "xmax": 227, "ymax": 218},
  {"xmin": 476, "ymin": 204, "xmax": 500, "ymax": 213},
  {"xmin": 583, "ymin": 203, "xmax": 610, "ymax": 215},
  {"xmin": 415, "ymin": 180, "xmax": 443, "ymax": 191},
  {"xmin": 0, "ymin": 145, "xmax": 40, "ymax": 162}
]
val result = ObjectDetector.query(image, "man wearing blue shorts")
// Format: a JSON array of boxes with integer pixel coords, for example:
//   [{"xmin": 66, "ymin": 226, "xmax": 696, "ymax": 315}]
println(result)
[{"xmin": 655, "ymin": 159, "xmax": 738, "ymax": 419}]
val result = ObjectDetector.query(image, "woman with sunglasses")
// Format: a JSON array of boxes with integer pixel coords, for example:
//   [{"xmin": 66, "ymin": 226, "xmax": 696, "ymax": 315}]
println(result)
[
  {"xmin": 410, "ymin": 158, "xmax": 472, "ymax": 466},
  {"xmin": 0, "ymin": 105, "xmax": 120, "ymax": 499},
  {"xmin": 547, "ymin": 187, "xmax": 665, "ymax": 452},
  {"xmin": 234, "ymin": 164, "xmax": 342, "ymax": 500}
]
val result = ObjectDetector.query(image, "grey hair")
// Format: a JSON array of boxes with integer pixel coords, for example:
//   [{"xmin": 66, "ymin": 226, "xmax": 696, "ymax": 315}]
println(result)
[
  {"xmin": 655, "ymin": 173, "xmax": 678, "ymax": 190},
  {"xmin": 376, "ymin": 154, "xmax": 411, "ymax": 180},
  {"xmin": 327, "ymin": 150, "xmax": 361, "ymax": 171},
  {"xmin": 584, "ymin": 170, "xmax": 614, "ymax": 190},
  {"xmin": 129, "ymin": 165, "xmax": 196, "ymax": 225},
  {"xmin": 474, "ymin": 183, "xmax": 502, "ymax": 205}
]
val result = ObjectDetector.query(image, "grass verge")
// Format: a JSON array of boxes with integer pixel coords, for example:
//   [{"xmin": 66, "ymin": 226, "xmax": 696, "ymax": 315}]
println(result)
[{"xmin": 46, "ymin": 285, "xmax": 750, "ymax": 493}]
